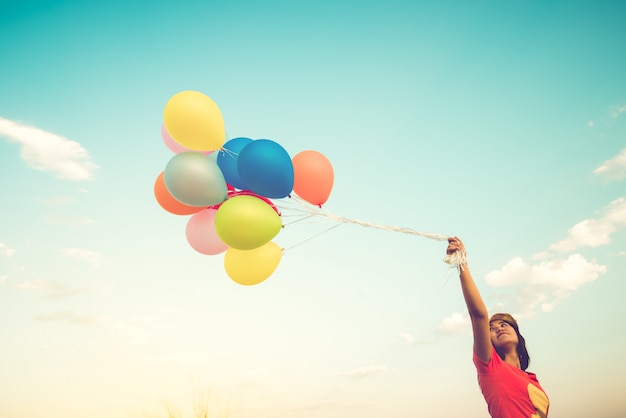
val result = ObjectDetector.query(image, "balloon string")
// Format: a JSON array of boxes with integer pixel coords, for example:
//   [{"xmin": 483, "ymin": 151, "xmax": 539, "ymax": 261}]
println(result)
[
  {"xmin": 219, "ymin": 147, "xmax": 239, "ymax": 159},
  {"xmin": 281, "ymin": 213, "xmax": 317, "ymax": 226},
  {"xmin": 287, "ymin": 195, "xmax": 451, "ymax": 241},
  {"xmin": 442, "ymin": 251, "xmax": 468, "ymax": 281},
  {"xmin": 283, "ymin": 223, "xmax": 344, "ymax": 252},
  {"xmin": 280, "ymin": 196, "xmax": 468, "ymax": 271}
]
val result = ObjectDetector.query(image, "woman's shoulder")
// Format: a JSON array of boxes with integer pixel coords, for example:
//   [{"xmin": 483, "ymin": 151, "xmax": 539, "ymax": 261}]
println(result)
[{"xmin": 473, "ymin": 346, "xmax": 500, "ymax": 372}]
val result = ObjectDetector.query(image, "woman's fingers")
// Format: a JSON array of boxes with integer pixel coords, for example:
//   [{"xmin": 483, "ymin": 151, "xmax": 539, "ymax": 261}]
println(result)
[{"xmin": 446, "ymin": 237, "xmax": 464, "ymax": 253}]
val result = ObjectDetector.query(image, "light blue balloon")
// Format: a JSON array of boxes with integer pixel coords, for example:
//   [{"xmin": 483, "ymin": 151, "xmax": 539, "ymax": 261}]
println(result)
[
  {"xmin": 217, "ymin": 137, "xmax": 252, "ymax": 190},
  {"xmin": 164, "ymin": 152, "xmax": 227, "ymax": 207},
  {"xmin": 237, "ymin": 139, "xmax": 294, "ymax": 199}
]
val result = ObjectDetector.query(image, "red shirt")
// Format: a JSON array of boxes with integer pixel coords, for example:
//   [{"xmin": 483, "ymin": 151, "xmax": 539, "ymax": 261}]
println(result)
[{"xmin": 473, "ymin": 348, "xmax": 549, "ymax": 418}]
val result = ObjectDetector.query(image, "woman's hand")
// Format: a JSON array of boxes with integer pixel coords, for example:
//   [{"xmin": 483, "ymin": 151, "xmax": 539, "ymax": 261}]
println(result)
[{"xmin": 446, "ymin": 236, "xmax": 465, "ymax": 255}]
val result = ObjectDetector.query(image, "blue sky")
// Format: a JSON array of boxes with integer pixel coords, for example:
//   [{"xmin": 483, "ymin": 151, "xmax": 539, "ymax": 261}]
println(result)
[{"xmin": 1, "ymin": 1, "xmax": 625, "ymax": 417}]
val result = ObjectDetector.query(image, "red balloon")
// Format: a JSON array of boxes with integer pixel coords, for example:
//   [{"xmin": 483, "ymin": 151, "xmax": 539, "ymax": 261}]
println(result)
[
  {"xmin": 212, "ymin": 189, "xmax": 280, "ymax": 215},
  {"xmin": 292, "ymin": 150, "xmax": 334, "ymax": 206}
]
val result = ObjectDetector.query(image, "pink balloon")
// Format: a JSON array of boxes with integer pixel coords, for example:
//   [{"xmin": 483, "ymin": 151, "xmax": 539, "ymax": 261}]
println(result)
[
  {"xmin": 185, "ymin": 208, "xmax": 228, "ymax": 255},
  {"xmin": 162, "ymin": 123, "xmax": 218, "ymax": 155},
  {"xmin": 162, "ymin": 123, "xmax": 189, "ymax": 154}
]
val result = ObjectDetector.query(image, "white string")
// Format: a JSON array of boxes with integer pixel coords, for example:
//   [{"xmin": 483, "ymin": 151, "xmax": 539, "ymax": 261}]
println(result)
[
  {"xmin": 287, "ymin": 195, "xmax": 451, "ymax": 241},
  {"xmin": 443, "ymin": 251, "xmax": 468, "ymax": 269},
  {"xmin": 283, "ymin": 223, "xmax": 344, "ymax": 252},
  {"xmin": 283, "ymin": 195, "xmax": 470, "ymax": 271},
  {"xmin": 442, "ymin": 250, "xmax": 468, "ymax": 283},
  {"xmin": 218, "ymin": 147, "xmax": 239, "ymax": 159}
]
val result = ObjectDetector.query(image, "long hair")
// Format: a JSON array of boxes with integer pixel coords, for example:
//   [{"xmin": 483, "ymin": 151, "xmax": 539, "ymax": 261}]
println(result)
[{"xmin": 489, "ymin": 313, "xmax": 531, "ymax": 371}]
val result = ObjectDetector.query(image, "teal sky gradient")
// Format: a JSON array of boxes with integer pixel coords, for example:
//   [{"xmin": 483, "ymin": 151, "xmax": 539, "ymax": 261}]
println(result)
[{"xmin": 1, "ymin": 1, "xmax": 626, "ymax": 417}]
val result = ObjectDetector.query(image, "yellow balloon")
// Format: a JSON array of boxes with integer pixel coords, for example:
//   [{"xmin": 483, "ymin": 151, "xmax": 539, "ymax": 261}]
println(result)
[
  {"xmin": 163, "ymin": 90, "xmax": 225, "ymax": 151},
  {"xmin": 215, "ymin": 195, "xmax": 282, "ymax": 250},
  {"xmin": 224, "ymin": 242, "xmax": 282, "ymax": 285}
]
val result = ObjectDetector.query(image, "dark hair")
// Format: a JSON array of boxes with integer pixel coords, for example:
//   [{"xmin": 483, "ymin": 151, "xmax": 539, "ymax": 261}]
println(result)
[{"xmin": 489, "ymin": 313, "xmax": 531, "ymax": 371}]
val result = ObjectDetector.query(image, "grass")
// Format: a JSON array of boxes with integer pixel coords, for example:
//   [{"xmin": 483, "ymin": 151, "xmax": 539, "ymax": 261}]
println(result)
[{"xmin": 148, "ymin": 389, "xmax": 232, "ymax": 418}]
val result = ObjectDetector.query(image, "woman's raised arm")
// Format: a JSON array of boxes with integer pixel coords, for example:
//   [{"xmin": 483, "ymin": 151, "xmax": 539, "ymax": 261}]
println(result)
[{"xmin": 447, "ymin": 237, "xmax": 491, "ymax": 362}]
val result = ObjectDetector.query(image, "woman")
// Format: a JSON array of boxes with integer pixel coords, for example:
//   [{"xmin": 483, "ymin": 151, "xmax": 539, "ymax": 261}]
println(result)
[{"xmin": 446, "ymin": 237, "xmax": 549, "ymax": 418}]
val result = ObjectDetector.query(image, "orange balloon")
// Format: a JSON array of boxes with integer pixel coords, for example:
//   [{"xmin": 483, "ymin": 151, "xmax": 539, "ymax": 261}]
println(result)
[
  {"xmin": 292, "ymin": 150, "xmax": 334, "ymax": 206},
  {"xmin": 154, "ymin": 171, "xmax": 203, "ymax": 215}
]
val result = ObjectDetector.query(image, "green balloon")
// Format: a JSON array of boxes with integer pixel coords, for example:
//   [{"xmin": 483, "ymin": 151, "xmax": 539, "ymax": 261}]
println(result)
[
  {"xmin": 163, "ymin": 152, "xmax": 227, "ymax": 207},
  {"xmin": 215, "ymin": 195, "xmax": 282, "ymax": 250}
]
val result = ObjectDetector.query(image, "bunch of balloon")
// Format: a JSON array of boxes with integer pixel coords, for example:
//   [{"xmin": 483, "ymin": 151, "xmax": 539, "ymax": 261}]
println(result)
[{"xmin": 152, "ymin": 91, "xmax": 287, "ymax": 285}]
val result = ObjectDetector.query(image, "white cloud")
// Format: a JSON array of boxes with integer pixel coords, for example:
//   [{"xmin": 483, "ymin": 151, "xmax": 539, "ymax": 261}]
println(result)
[
  {"xmin": 437, "ymin": 312, "xmax": 470, "ymax": 335},
  {"xmin": 479, "ymin": 196, "xmax": 620, "ymax": 318},
  {"xmin": 609, "ymin": 104, "xmax": 626, "ymax": 118},
  {"xmin": 340, "ymin": 365, "xmax": 388, "ymax": 379},
  {"xmin": 531, "ymin": 251, "xmax": 550, "ymax": 260},
  {"xmin": 588, "ymin": 103, "xmax": 626, "ymax": 132},
  {"xmin": 398, "ymin": 332, "xmax": 417, "ymax": 345},
  {"xmin": 0, "ymin": 243, "xmax": 15, "ymax": 256},
  {"xmin": 484, "ymin": 254, "xmax": 606, "ymax": 316},
  {"xmin": 8, "ymin": 279, "xmax": 90, "ymax": 300},
  {"xmin": 32, "ymin": 310, "xmax": 107, "ymax": 326},
  {"xmin": 41, "ymin": 195, "xmax": 76, "ymax": 206},
  {"xmin": 394, "ymin": 332, "xmax": 432, "ymax": 346},
  {"xmin": 550, "ymin": 198, "xmax": 626, "ymax": 252},
  {"xmin": 593, "ymin": 148, "xmax": 626, "ymax": 181},
  {"xmin": 485, "ymin": 257, "xmax": 529, "ymax": 286},
  {"xmin": 0, "ymin": 116, "xmax": 98, "ymax": 180},
  {"xmin": 62, "ymin": 248, "xmax": 104, "ymax": 266},
  {"xmin": 528, "ymin": 254, "xmax": 606, "ymax": 290},
  {"xmin": 487, "ymin": 254, "xmax": 606, "ymax": 290}
]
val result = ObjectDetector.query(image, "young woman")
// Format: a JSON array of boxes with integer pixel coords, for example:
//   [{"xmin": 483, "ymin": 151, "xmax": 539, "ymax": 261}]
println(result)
[{"xmin": 446, "ymin": 237, "xmax": 550, "ymax": 418}]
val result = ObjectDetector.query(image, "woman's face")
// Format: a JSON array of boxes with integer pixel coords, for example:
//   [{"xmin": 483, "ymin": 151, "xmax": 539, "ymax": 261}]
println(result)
[{"xmin": 489, "ymin": 320, "xmax": 519, "ymax": 347}]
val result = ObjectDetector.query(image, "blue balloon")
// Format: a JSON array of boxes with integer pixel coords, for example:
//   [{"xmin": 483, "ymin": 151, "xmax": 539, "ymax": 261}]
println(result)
[
  {"xmin": 237, "ymin": 139, "xmax": 294, "ymax": 198},
  {"xmin": 217, "ymin": 137, "xmax": 252, "ymax": 190}
]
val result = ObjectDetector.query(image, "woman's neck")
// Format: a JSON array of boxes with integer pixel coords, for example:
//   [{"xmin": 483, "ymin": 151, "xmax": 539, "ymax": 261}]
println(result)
[{"xmin": 503, "ymin": 350, "xmax": 521, "ymax": 369}]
